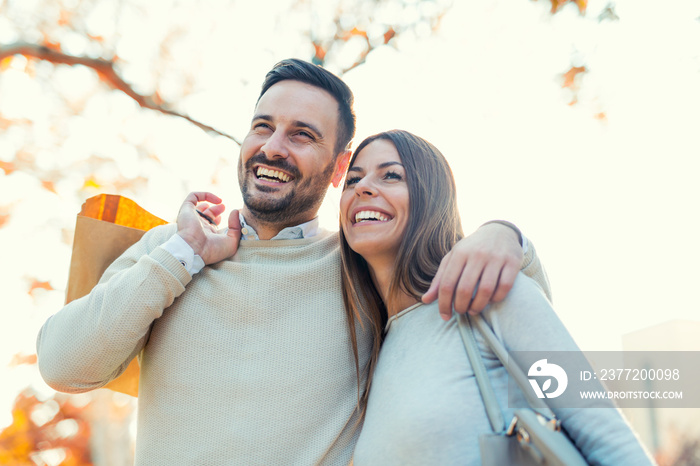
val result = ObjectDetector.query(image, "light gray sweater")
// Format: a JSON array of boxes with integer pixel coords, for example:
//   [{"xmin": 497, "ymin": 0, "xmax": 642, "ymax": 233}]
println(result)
[
  {"xmin": 353, "ymin": 274, "xmax": 654, "ymax": 465},
  {"xmin": 37, "ymin": 224, "xmax": 372, "ymax": 465}
]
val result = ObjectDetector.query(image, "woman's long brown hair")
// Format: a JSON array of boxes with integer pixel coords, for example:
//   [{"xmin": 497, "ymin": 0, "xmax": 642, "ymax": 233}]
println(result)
[{"xmin": 340, "ymin": 129, "xmax": 464, "ymax": 416}]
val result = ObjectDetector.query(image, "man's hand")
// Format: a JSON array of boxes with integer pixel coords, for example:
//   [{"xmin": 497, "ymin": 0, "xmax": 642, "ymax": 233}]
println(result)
[
  {"xmin": 422, "ymin": 223, "xmax": 523, "ymax": 321},
  {"xmin": 176, "ymin": 192, "xmax": 241, "ymax": 265}
]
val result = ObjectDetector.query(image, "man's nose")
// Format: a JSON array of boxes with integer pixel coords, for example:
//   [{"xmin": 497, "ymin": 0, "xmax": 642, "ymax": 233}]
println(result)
[{"xmin": 260, "ymin": 130, "xmax": 289, "ymax": 159}]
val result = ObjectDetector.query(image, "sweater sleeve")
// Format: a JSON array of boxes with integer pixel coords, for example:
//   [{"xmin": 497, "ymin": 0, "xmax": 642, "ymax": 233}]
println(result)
[
  {"xmin": 519, "ymin": 236, "xmax": 552, "ymax": 302},
  {"xmin": 485, "ymin": 274, "xmax": 654, "ymax": 466},
  {"xmin": 37, "ymin": 224, "xmax": 191, "ymax": 393}
]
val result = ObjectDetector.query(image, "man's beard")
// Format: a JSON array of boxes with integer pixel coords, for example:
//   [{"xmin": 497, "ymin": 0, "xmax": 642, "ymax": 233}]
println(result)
[{"xmin": 238, "ymin": 153, "xmax": 335, "ymax": 225}]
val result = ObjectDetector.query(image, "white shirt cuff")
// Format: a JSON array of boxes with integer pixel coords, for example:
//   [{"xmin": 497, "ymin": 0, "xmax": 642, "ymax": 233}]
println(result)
[{"xmin": 160, "ymin": 234, "xmax": 206, "ymax": 275}]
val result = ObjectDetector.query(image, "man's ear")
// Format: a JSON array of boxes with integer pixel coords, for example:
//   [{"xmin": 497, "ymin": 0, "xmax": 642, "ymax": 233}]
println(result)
[{"xmin": 331, "ymin": 150, "xmax": 352, "ymax": 188}]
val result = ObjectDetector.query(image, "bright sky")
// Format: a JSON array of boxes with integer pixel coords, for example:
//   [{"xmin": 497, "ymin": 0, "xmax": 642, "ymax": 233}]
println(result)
[
  {"xmin": 336, "ymin": 0, "xmax": 700, "ymax": 353},
  {"xmin": 1, "ymin": 0, "xmax": 699, "ymax": 433}
]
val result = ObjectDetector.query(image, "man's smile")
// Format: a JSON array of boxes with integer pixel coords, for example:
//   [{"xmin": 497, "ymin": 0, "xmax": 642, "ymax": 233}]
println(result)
[{"xmin": 255, "ymin": 165, "xmax": 293, "ymax": 183}]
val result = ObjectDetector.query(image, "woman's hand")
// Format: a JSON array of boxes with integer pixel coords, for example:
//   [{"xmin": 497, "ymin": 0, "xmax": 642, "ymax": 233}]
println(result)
[
  {"xmin": 176, "ymin": 192, "xmax": 242, "ymax": 265},
  {"xmin": 422, "ymin": 222, "xmax": 523, "ymax": 320}
]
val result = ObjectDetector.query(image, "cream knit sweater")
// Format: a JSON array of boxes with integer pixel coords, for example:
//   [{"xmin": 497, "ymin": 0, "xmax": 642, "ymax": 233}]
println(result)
[
  {"xmin": 38, "ymin": 222, "xmax": 548, "ymax": 465},
  {"xmin": 38, "ymin": 224, "xmax": 372, "ymax": 465}
]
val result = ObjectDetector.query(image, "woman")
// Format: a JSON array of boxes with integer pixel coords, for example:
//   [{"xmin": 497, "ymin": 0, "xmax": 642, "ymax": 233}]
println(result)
[{"xmin": 339, "ymin": 130, "xmax": 653, "ymax": 465}]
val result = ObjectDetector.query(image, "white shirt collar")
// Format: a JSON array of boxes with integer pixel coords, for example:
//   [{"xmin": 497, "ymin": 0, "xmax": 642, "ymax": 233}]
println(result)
[{"xmin": 238, "ymin": 213, "xmax": 319, "ymax": 241}]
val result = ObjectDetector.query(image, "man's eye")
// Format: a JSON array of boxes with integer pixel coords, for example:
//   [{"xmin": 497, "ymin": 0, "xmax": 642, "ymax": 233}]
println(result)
[
  {"xmin": 295, "ymin": 131, "xmax": 314, "ymax": 140},
  {"xmin": 254, "ymin": 123, "xmax": 272, "ymax": 131}
]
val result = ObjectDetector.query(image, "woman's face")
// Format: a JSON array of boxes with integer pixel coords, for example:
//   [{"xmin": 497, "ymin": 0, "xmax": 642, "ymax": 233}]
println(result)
[{"xmin": 340, "ymin": 139, "xmax": 409, "ymax": 262}]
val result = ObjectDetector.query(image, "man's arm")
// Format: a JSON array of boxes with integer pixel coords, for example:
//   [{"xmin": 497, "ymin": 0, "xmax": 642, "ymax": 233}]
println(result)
[
  {"xmin": 422, "ymin": 221, "xmax": 550, "ymax": 321},
  {"xmin": 37, "ymin": 224, "xmax": 190, "ymax": 392},
  {"xmin": 37, "ymin": 192, "xmax": 241, "ymax": 393}
]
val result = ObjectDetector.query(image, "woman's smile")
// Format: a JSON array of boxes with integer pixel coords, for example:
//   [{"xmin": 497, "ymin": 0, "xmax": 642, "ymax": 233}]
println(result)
[{"xmin": 350, "ymin": 207, "xmax": 394, "ymax": 225}]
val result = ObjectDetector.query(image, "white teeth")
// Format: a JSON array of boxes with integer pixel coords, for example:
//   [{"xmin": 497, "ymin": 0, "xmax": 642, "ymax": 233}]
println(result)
[
  {"xmin": 355, "ymin": 210, "xmax": 390, "ymax": 223},
  {"xmin": 256, "ymin": 167, "xmax": 290, "ymax": 182}
]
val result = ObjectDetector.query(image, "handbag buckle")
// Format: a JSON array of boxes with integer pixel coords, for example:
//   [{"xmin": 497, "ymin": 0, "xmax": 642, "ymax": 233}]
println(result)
[
  {"xmin": 506, "ymin": 416, "xmax": 519, "ymax": 436},
  {"xmin": 507, "ymin": 412, "xmax": 561, "ymax": 435},
  {"xmin": 506, "ymin": 416, "xmax": 537, "ymax": 454},
  {"xmin": 516, "ymin": 426, "xmax": 530, "ymax": 444},
  {"xmin": 549, "ymin": 418, "xmax": 562, "ymax": 432},
  {"xmin": 536, "ymin": 412, "xmax": 562, "ymax": 432}
]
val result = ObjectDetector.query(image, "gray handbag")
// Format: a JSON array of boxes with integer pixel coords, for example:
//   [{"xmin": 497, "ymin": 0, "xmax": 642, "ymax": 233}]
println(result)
[{"xmin": 456, "ymin": 313, "xmax": 588, "ymax": 466}]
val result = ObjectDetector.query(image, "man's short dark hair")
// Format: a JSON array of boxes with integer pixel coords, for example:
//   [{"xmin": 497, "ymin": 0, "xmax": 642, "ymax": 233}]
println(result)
[{"xmin": 259, "ymin": 58, "xmax": 356, "ymax": 156}]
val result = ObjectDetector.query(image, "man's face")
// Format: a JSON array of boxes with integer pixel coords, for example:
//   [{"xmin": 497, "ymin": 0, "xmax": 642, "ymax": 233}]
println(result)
[{"xmin": 238, "ymin": 80, "xmax": 341, "ymax": 226}]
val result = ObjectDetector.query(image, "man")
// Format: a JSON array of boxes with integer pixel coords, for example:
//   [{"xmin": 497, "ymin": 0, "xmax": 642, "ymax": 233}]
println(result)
[{"xmin": 37, "ymin": 59, "xmax": 548, "ymax": 465}]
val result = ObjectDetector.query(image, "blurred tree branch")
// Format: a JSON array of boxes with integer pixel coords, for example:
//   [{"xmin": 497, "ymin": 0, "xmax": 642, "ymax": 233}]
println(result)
[
  {"xmin": 546, "ymin": 0, "xmax": 587, "ymax": 15},
  {"xmin": 0, "ymin": 42, "xmax": 240, "ymax": 145},
  {"xmin": 311, "ymin": 0, "xmax": 453, "ymax": 75}
]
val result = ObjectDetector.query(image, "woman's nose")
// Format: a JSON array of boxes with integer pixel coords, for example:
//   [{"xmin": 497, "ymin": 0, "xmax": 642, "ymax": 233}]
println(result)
[{"xmin": 354, "ymin": 177, "xmax": 375, "ymax": 197}]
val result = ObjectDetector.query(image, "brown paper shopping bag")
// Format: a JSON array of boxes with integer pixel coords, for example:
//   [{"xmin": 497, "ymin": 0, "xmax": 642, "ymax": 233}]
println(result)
[{"xmin": 65, "ymin": 194, "xmax": 168, "ymax": 397}]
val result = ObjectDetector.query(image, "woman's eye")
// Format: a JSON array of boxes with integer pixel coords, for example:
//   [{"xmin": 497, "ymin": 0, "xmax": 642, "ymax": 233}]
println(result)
[
  {"xmin": 345, "ymin": 176, "xmax": 361, "ymax": 186},
  {"xmin": 384, "ymin": 171, "xmax": 403, "ymax": 181}
]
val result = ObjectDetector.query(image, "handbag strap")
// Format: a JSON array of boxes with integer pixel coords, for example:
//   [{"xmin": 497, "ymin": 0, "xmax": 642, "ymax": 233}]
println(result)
[
  {"xmin": 456, "ymin": 313, "xmax": 505, "ymax": 433},
  {"xmin": 456, "ymin": 313, "xmax": 556, "ymax": 423}
]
